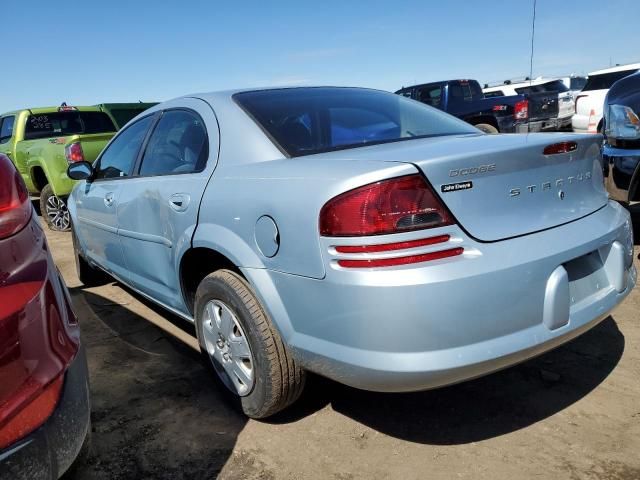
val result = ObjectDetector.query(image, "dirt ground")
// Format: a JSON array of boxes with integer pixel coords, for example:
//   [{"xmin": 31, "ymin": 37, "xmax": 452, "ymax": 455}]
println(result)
[{"xmin": 48, "ymin": 206, "xmax": 640, "ymax": 480}]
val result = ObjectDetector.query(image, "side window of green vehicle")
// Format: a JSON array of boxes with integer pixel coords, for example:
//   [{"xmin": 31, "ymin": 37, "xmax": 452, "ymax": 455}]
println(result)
[
  {"xmin": 95, "ymin": 115, "xmax": 154, "ymax": 180},
  {"xmin": 0, "ymin": 116, "xmax": 15, "ymax": 144}
]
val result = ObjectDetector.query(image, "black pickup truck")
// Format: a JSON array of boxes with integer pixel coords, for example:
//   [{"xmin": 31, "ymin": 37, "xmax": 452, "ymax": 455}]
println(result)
[{"xmin": 396, "ymin": 79, "xmax": 558, "ymax": 134}]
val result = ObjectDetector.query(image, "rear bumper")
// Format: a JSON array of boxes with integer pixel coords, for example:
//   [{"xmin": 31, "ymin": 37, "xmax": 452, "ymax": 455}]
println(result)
[
  {"xmin": 523, "ymin": 116, "xmax": 571, "ymax": 132},
  {"xmin": 245, "ymin": 201, "xmax": 635, "ymax": 392},
  {"xmin": 603, "ymin": 144, "xmax": 640, "ymax": 202},
  {"xmin": 0, "ymin": 347, "xmax": 90, "ymax": 480}
]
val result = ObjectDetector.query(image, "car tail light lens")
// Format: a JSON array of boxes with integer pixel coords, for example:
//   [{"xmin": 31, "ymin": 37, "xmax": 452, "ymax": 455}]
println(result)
[
  {"xmin": 514, "ymin": 99, "xmax": 529, "ymax": 120},
  {"xmin": 0, "ymin": 154, "xmax": 31, "ymax": 239},
  {"xmin": 65, "ymin": 142, "xmax": 85, "ymax": 163},
  {"xmin": 335, "ymin": 234, "xmax": 450, "ymax": 253},
  {"xmin": 320, "ymin": 175, "xmax": 454, "ymax": 237},
  {"xmin": 337, "ymin": 247, "xmax": 464, "ymax": 268},
  {"xmin": 543, "ymin": 141, "xmax": 578, "ymax": 155},
  {"xmin": 0, "ymin": 375, "xmax": 64, "ymax": 450}
]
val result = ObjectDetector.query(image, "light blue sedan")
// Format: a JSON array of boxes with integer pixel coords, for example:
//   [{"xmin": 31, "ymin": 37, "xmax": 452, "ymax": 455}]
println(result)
[{"xmin": 67, "ymin": 87, "xmax": 636, "ymax": 418}]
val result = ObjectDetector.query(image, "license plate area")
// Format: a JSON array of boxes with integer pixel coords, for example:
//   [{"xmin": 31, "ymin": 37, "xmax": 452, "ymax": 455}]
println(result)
[{"xmin": 564, "ymin": 250, "xmax": 610, "ymax": 307}]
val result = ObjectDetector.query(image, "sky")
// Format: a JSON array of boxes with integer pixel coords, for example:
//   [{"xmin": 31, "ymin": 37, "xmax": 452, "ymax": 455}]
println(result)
[{"xmin": 2, "ymin": 0, "xmax": 639, "ymax": 112}]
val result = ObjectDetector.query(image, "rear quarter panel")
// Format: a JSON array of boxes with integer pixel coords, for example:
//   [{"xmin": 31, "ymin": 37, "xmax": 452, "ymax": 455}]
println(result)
[{"xmin": 194, "ymin": 158, "xmax": 417, "ymax": 279}]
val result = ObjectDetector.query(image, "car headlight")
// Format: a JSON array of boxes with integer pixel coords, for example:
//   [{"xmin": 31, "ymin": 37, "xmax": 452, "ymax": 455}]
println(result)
[{"xmin": 605, "ymin": 104, "xmax": 640, "ymax": 140}]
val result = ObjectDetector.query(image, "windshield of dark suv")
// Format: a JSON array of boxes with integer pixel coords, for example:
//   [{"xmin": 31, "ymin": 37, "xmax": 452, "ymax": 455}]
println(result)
[
  {"xmin": 234, "ymin": 87, "xmax": 478, "ymax": 157},
  {"xmin": 24, "ymin": 111, "xmax": 116, "ymax": 140}
]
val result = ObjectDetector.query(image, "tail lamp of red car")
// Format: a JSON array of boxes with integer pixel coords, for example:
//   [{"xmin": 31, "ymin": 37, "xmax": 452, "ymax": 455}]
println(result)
[
  {"xmin": 0, "ymin": 154, "xmax": 31, "ymax": 239},
  {"xmin": 65, "ymin": 141, "xmax": 85, "ymax": 163},
  {"xmin": 319, "ymin": 174, "xmax": 463, "ymax": 268},
  {"xmin": 514, "ymin": 99, "xmax": 529, "ymax": 121}
]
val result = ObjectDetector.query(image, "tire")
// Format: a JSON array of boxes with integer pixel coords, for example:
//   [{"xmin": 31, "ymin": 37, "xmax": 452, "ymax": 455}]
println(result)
[
  {"xmin": 474, "ymin": 123, "xmax": 499, "ymax": 134},
  {"xmin": 40, "ymin": 184, "xmax": 71, "ymax": 231},
  {"xmin": 195, "ymin": 270, "xmax": 305, "ymax": 419},
  {"xmin": 72, "ymin": 225, "xmax": 110, "ymax": 287}
]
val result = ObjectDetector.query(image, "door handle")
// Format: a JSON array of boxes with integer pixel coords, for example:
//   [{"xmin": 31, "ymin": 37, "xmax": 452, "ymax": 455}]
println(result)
[
  {"xmin": 169, "ymin": 193, "xmax": 190, "ymax": 212},
  {"xmin": 104, "ymin": 192, "xmax": 115, "ymax": 207}
]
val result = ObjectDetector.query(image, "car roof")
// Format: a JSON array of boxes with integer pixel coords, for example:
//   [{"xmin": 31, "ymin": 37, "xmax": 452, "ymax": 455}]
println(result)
[{"xmin": 588, "ymin": 63, "xmax": 640, "ymax": 76}]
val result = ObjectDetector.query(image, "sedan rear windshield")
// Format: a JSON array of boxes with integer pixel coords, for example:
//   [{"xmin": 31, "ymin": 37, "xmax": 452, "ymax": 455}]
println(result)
[
  {"xmin": 514, "ymin": 80, "xmax": 569, "ymax": 95},
  {"xmin": 24, "ymin": 111, "xmax": 116, "ymax": 140},
  {"xmin": 234, "ymin": 87, "xmax": 478, "ymax": 157},
  {"xmin": 582, "ymin": 70, "xmax": 638, "ymax": 91}
]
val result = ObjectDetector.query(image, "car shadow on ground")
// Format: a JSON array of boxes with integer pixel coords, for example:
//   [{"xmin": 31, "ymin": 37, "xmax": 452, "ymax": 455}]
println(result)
[
  {"xmin": 270, "ymin": 316, "xmax": 624, "ymax": 445},
  {"xmin": 62, "ymin": 287, "xmax": 246, "ymax": 480}
]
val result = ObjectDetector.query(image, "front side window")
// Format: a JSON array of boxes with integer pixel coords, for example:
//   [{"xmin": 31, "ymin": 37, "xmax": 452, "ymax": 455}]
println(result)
[
  {"xmin": 24, "ymin": 111, "xmax": 116, "ymax": 140},
  {"xmin": 139, "ymin": 110, "xmax": 207, "ymax": 176},
  {"xmin": 95, "ymin": 115, "xmax": 154, "ymax": 180},
  {"xmin": 0, "ymin": 116, "xmax": 15, "ymax": 143},
  {"xmin": 235, "ymin": 88, "xmax": 477, "ymax": 157}
]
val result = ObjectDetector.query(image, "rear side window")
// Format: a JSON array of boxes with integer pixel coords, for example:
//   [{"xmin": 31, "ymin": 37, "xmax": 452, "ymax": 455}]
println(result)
[
  {"xmin": 139, "ymin": 110, "xmax": 208, "ymax": 176},
  {"xmin": 583, "ymin": 70, "xmax": 638, "ymax": 91},
  {"xmin": 235, "ymin": 87, "xmax": 478, "ymax": 157},
  {"xmin": 416, "ymin": 85, "xmax": 443, "ymax": 107},
  {"xmin": 448, "ymin": 81, "xmax": 482, "ymax": 102},
  {"xmin": 95, "ymin": 116, "xmax": 153, "ymax": 180},
  {"xmin": 0, "ymin": 116, "xmax": 15, "ymax": 143},
  {"xmin": 24, "ymin": 111, "xmax": 116, "ymax": 140},
  {"xmin": 515, "ymin": 80, "xmax": 569, "ymax": 95},
  {"xmin": 483, "ymin": 90, "xmax": 504, "ymax": 98}
]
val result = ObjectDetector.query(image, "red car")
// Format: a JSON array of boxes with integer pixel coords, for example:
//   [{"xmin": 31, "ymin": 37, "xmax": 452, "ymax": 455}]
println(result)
[{"xmin": 0, "ymin": 153, "xmax": 90, "ymax": 479}]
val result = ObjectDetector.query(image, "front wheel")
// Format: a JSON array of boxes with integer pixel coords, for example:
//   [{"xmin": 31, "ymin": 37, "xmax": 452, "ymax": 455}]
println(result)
[
  {"xmin": 40, "ymin": 184, "xmax": 70, "ymax": 231},
  {"xmin": 474, "ymin": 123, "xmax": 499, "ymax": 134},
  {"xmin": 195, "ymin": 270, "xmax": 305, "ymax": 419}
]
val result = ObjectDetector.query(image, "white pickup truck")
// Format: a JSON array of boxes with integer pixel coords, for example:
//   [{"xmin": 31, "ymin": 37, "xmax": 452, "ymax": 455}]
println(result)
[
  {"xmin": 483, "ymin": 77, "xmax": 574, "ymax": 130},
  {"xmin": 572, "ymin": 63, "xmax": 640, "ymax": 133}
]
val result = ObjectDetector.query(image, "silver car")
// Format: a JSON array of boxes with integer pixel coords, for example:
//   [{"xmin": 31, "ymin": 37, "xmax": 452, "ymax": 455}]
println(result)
[{"xmin": 67, "ymin": 87, "xmax": 636, "ymax": 418}]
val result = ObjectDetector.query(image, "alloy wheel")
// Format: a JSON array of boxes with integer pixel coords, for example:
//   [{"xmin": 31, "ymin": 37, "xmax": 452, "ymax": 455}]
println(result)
[
  {"xmin": 201, "ymin": 299, "xmax": 255, "ymax": 396},
  {"xmin": 45, "ymin": 195, "xmax": 70, "ymax": 231}
]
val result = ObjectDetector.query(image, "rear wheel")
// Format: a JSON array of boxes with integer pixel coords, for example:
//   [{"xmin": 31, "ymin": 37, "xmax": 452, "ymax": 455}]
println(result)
[
  {"xmin": 195, "ymin": 270, "xmax": 305, "ymax": 419},
  {"xmin": 40, "ymin": 184, "xmax": 70, "ymax": 231},
  {"xmin": 474, "ymin": 123, "xmax": 499, "ymax": 134}
]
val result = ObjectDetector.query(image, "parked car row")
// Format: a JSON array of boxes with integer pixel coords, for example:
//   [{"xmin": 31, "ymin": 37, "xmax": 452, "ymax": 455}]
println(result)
[
  {"xmin": 0, "ymin": 102, "xmax": 157, "ymax": 232},
  {"xmin": 396, "ymin": 78, "xmax": 559, "ymax": 134},
  {"xmin": 2, "ymin": 73, "xmax": 639, "ymax": 478}
]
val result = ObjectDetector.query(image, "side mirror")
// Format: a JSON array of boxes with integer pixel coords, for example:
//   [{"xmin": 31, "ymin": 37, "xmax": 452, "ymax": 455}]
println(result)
[{"xmin": 67, "ymin": 161, "xmax": 94, "ymax": 181}]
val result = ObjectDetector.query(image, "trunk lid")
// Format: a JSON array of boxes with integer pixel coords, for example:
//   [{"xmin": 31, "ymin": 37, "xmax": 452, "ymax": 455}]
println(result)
[{"xmin": 312, "ymin": 133, "xmax": 607, "ymax": 242}]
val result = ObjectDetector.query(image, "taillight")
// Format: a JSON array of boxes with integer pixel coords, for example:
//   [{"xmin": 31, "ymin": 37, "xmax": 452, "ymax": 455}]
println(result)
[
  {"xmin": 319, "ymin": 175, "xmax": 454, "ymax": 237},
  {"xmin": 0, "ymin": 376, "xmax": 63, "ymax": 450},
  {"xmin": 0, "ymin": 154, "xmax": 31, "ymax": 239},
  {"xmin": 65, "ymin": 142, "xmax": 85, "ymax": 163},
  {"xmin": 543, "ymin": 141, "xmax": 578, "ymax": 155},
  {"xmin": 514, "ymin": 99, "xmax": 529, "ymax": 120}
]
